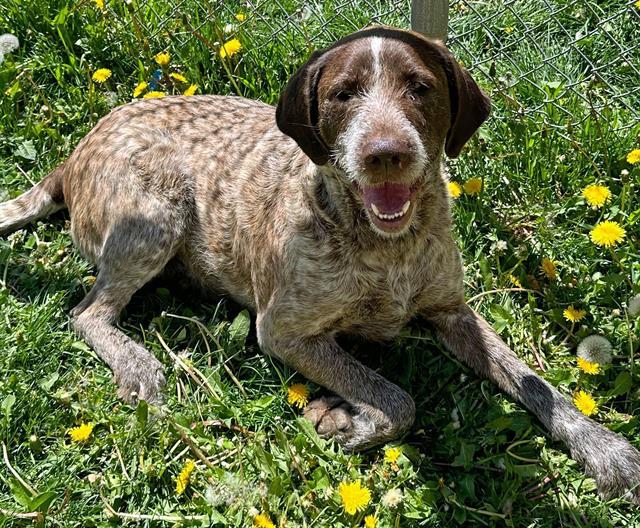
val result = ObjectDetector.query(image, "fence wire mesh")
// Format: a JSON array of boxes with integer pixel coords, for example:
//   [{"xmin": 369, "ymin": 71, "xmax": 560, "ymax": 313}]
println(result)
[{"xmin": 113, "ymin": 0, "xmax": 640, "ymax": 129}]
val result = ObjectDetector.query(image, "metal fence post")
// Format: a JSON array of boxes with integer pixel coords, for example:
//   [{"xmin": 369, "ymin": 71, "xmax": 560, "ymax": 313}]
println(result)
[{"xmin": 411, "ymin": 0, "xmax": 448, "ymax": 41}]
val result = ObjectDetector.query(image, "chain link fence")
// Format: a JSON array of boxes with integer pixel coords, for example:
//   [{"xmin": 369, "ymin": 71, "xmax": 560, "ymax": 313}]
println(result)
[{"xmin": 114, "ymin": 0, "xmax": 640, "ymax": 130}]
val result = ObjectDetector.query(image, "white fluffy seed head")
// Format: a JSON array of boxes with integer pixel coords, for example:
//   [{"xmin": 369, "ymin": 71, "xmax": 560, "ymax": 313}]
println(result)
[
  {"xmin": 628, "ymin": 294, "xmax": 640, "ymax": 318},
  {"xmin": 0, "ymin": 34, "xmax": 19, "ymax": 54},
  {"xmin": 577, "ymin": 335, "xmax": 613, "ymax": 365},
  {"xmin": 381, "ymin": 488, "xmax": 403, "ymax": 508}
]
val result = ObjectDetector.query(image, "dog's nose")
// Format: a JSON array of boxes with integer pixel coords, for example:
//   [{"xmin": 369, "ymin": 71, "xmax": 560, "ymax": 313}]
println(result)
[{"xmin": 362, "ymin": 139, "xmax": 413, "ymax": 177}]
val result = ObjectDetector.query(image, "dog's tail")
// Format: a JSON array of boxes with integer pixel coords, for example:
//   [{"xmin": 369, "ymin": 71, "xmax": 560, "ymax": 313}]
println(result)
[{"xmin": 0, "ymin": 165, "xmax": 66, "ymax": 235}]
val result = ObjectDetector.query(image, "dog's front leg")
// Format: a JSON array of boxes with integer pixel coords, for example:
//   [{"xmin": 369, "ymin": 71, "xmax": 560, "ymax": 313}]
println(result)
[
  {"xmin": 257, "ymin": 314, "xmax": 415, "ymax": 450},
  {"xmin": 425, "ymin": 303, "xmax": 640, "ymax": 503}
]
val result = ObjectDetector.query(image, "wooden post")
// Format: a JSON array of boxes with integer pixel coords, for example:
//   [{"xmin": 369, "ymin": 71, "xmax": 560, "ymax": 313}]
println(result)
[{"xmin": 411, "ymin": 0, "xmax": 448, "ymax": 41}]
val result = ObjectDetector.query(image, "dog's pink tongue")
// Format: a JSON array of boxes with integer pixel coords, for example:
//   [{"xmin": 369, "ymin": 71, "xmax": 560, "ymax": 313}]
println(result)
[{"xmin": 362, "ymin": 182, "xmax": 411, "ymax": 213}]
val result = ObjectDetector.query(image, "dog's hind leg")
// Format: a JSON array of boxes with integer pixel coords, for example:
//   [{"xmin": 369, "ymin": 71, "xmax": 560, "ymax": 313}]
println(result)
[{"xmin": 71, "ymin": 214, "xmax": 184, "ymax": 404}]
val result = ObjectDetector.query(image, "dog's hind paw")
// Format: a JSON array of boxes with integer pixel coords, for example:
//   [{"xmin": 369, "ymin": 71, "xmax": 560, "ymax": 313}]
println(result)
[{"xmin": 303, "ymin": 396, "xmax": 377, "ymax": 450}]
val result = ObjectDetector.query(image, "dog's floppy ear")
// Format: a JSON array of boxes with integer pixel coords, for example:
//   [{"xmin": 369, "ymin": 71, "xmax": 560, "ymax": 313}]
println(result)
[
  {"xmin": 276, "ymin": 51, "xmax": 330, "ymax": 165},
  {"xmin": 438, "ymin": 46, "xmax": 491, "ymax": 158}
]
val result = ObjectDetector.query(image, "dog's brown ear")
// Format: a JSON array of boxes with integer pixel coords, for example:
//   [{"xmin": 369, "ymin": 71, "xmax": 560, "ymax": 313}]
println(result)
[
  {"xmin": 439, "ymin": 48, "xmax": 491, "ymax": 158},
  {"xmin": 276, "ymin": 51, "xmax": 330, "ymax": 165}
]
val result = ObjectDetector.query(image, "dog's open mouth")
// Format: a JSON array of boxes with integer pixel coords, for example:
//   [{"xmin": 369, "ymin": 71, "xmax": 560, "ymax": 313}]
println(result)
[{"xmin": 358, "ymin": 181, "xmax": 418, "ymax": 233}]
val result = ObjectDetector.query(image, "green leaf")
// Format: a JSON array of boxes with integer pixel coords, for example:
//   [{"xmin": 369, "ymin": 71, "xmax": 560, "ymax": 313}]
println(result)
[
  {"xmin": 8, "ymin": 478, "xmax": 32, "ymax": 508},
  {"xmin": 228, "ymin": 310, "xmax": 250, "ymax": 346},
  {"xmin": 39, "ymin": 372, "xmax": 59, "ymax": 392},
  {"xmin": 136, "ymin": 399, "xmax": 148, "ymax": 428},
  {"xmin": 611, "ymin": 371, "xmax": 632, "ymax": 396},
  {"xmin": 14, "ymin": 140, "xmax": 36, "ymax": 161},
  {"xmin": 452, "ymin": 441, "xmax": 476, "ymax": 469},
  {"xmin": 2, "ymin": 394, "xmax": 15, "ymax": 422},
  {"xmin": 28, "ymin": 491, "xmax": 57, "ymax": 513}
]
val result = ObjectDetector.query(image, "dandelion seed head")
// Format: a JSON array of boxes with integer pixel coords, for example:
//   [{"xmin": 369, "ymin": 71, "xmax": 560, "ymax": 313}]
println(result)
[
  {"xmin": 577, "ymin": 335, "xmax": 612, "ymax": 365},
  {"xmin": 381, "ymin": 488, "xmax": 403, "ymax": 508},
  {"xmin": 0, "ymin": 34, "xmax": 19, "ymax": 54}
]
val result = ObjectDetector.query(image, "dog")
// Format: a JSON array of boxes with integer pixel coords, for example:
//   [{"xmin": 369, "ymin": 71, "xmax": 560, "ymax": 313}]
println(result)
[{"xmin": 1, "ymin": 26, "xmax": 639, "ymax": 503}]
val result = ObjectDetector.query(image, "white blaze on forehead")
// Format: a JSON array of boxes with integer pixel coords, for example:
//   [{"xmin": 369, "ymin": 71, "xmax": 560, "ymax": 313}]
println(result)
[{"xmin": 370, "ymin": 36, "xmax": 384, "ymax": 78}]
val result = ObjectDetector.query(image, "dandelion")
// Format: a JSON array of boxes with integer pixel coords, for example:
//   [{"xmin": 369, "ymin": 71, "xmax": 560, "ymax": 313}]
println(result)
[
  {"xmin": 133, "ymin": 81, "xmax": 148, "ymax": 98},
  {"xmin": 577, "ymin": 357, "xmax": 600, "ymax": 375},
  {"xmin": 563, "ymin": 306, "xmax": 586, "ymax": 323},
  {"xmin": 384, "ymin": 446, "xmax": 402, "ymax": 464},
  {"xmin": 582, "ymin": 184, "xmax": 611, "ymax": 209},
  {"xmin": 508, "ymin": 274, "xmax": 521, "ymax": 288},
  {"xmin": 287, "ymin": 383, "xmax": 309, "ymax": 408},
  {"xmin": 175, "ymin": 459, "xmax": 196, "ymax": 495},
  {"xmin": 577, "ymin": 335, "xmax": 612, "ymax": 365},
  {"xmin": 364, "ymin": 515, "xmax": 378, "ymax": 528},
  {"xmin": 169, "ymin": 72, "xmax": 188, "ymax": 83},
  {"xmin": 143, "ymin": 91, "xmax": 166, "ymax": 99},
  {"xmin": 92, "ymin": 68, "xmax": 112, "ymax": 83},
  {"xmin": 504, "ymin": 26, "xmax": 514, "ymax": 34},
  {"xmin": 253, "ymin": 513, "xmax": 275, "ymax": 528},
  {"xmin": 573, "ymin": 390, "xmax": 597, "ymax": 416},
  {"xmin": 155, "ymin": 51, "xmax": 170, "ymax": 67},
  {"xmin": 463, "ymin": 177, "xmax": 482, "ymax": 195},
  {"xmin": 69, "ymin": 422, "xmax": 94, "ymax": 442},
  {"xmin": 236, "ymin": 13, "xmax": 246, "ymax": 22},
  {"xmin": 183, "ymin": 84, "xmax": 198, "ymax": 96},
  {"xmin": 338, "ymin": 481, "xmax": 371, "ymax": 515},
  {"xmin": 540, "ymin": 258, "xmax": 557, "ymax": 280},
  {"xmin": 590, "ymin": 221, "xmax": 625, "ymax": 247},
  {"xmin": 93, "ymin": 0, "xmax": 105, "ymax": 10},
  {"xmin": 448, "ymin": 181, "xmax": 462, "ymax": 199},
  {"xmin": 627, "ymin": 149, "xmax": 640, "ymax": 164},
  {"xmin": 381, "ymin": 488, "xmax": 403, "ymax": 508},
  {"xmin": 220, "ymin": 38, "xmax": 242, "ymax": 59},
  {"xmin": 628, "ymin": 294, "xmax": 640, "ymax": 318},
  {"xmin": 636, "ymin": 0, "xmax": 640, "ymax": 9},
  {"xmin": 0, "ymin": 33, "xmax": 20, "ymax": 55}
]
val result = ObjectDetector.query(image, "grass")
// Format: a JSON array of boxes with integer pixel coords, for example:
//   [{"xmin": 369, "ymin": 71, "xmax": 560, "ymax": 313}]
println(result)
[{"xmin": 0, "ymin": 0, "xmax": 639, "ymax": 526}]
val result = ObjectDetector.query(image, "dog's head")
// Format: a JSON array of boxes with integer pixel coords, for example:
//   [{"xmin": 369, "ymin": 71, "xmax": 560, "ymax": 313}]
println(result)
[{"xmin": 276, "ymin": 27, "xmax": 490, "ymax": 236}]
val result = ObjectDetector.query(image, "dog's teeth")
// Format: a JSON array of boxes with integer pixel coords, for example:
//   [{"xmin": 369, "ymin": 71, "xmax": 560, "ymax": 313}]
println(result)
[
  {"xmin": 371, "ymin": 203, "xmax": 381, "ymax": 216},
  {"xmin": 371, "ymin": 202, "xmax": 411, "ymax": 221},
  {"xmin": 402, "ymin": 200, "xmax": 411, "ymax": 214}
]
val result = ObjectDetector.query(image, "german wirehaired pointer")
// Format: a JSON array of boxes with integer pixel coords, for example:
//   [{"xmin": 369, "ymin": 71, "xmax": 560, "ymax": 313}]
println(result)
[{"xmin": 1, "ymin": 27, "xmax": 638, "ymax": 502}]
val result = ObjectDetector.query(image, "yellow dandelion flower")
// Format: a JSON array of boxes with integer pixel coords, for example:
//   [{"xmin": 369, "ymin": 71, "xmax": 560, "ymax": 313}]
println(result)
[
  {"xmin": 577, "ymin": 357, "xmax": 600, "ymax": 375},
  {"xmin": 169, "ymin": 72, "xmax": 188, "ymax": 83},
  {"xmin": 590, "ymin": 221, "xmax": 626, "ymax": 247},
  {"xmin": 573, "ymin": 390, "xmax": 597, "ymax": 416},
  {"xmin": 93, "ymin": 0, "xmax": 105, "ymax": 10},
  {"xmin": 504, "ymin": 26, "xmax": 514, "ymax": 34},
  {"xmin": 508, "ymin": 274, "xmax": 521, "ymax": 288},
  {"xmin": 253, "ymin": 513, "xmax": 275, "ymax": 528},
  {"xmin": 220, "ymin": 38, "xmax": 242, "ymax": 59},
  {"xmin": 143, "ymin": 91, "xmax": 166, "ymax": 99},
  {"xmin": 364, "ymin": 515, "xmax": 378, "ymax": 528},
  {"xmin": 384, "ymin": 446, "xmax": 402, "ymax": 464},
  {"xmin": 540, "ymin": 258, "xmax": 557, "ymax": 280},
  {"xmin": 448, "ymin": 181, "xmax": 462, "ymax": 199},
  {"xmin": 183, "ymin": 84, "xmax": 198, "ymax": 96},
  {"xmin": 236, "ymin": 13, "xmax": 246, "ymax": 22},
  {"xmin": 338, "ymin": 481, "xmax": 371, "ymax": 515},
  {"xmin": 582, "ymin": 184, "xmax": 611, "ymax": 208},
  {"xmin": 69, "ymin": 422, "xmax": 94, "ymax": 443},
  {"xmin": 287, "ymin": 383, "xmax": 309, "ymax": 408},
  {"xmin": 175, "ymin": 459, "xmax": 195, "ymax": 495},
  {"xmin": 463, "ymin": 177, "xmax": 482, "ymax": 195},
  {"xmin": 636, "ymin": 0, "xmax": 640, "ymax": 9},
  {"xmin": 133, "ymin": 81, "xmax": 148, "ymax": 98},
  {"xmin": 155, "ymin": 51, "xmax": 170, "ymax": 67},
  {"xmin": 627, "ymin": 149, "xmax": 640, "ymax": 164},
  {"xmin": 563, "ymin": 306, "xmax": 586, "ymax": 323},
  {"xmin": 92, "ymin": 68, "xmax": 112, "ymax": 83}
]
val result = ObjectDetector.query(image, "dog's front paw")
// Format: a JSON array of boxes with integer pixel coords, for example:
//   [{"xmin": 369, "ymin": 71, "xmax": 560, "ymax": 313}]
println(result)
[
  {"xmin": 113, "ymin": 353, "xmax": 166, "ymax": 406},
  {"xmin": 580, "ymin": 432, "xmax": 640, "ymax": 504},
  {"xmin": 303, "ymin": 396, "xmax": 377, "ymax": 450}
]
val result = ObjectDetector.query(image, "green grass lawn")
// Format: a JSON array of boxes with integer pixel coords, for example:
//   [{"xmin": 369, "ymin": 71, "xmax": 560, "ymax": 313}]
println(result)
[{"xmin": 0, "ymin": 0, "xmax": 639, "ymax": 526}]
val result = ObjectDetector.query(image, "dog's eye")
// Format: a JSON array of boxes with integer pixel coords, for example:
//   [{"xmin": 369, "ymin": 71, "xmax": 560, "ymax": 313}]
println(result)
[
  {"xmin": 407, "ymin": 82, "xmax": 430, "ymax": 101},
  {"xmin": 335, "ymin": 90, "xmax": 355, "ymax": 102}
]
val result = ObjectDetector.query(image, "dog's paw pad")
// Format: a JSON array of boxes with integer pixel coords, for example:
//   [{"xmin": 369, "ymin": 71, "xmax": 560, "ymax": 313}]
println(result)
[{"xmin": 304, "ymin": 396, "xmax": 354, "ymax": 437}]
